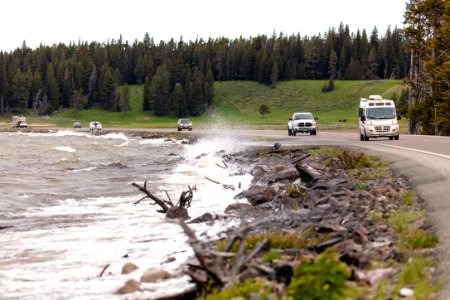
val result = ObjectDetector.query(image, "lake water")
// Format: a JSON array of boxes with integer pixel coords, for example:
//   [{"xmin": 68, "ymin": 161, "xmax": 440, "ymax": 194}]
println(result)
[{"xmin": 0, "ymin": 130, "xmax": 253, "ymax": 299}]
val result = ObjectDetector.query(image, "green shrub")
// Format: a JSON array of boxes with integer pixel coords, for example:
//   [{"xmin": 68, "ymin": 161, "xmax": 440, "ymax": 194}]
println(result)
[
  {"xmin": 203, "ymin": 279, "xmax": 271, "ymax": 300},
  {"xmin": 387, "ymin": 209, "xmax": 425, "ymax": 228},
  {"xmin": 336, "ymin": 149, "xmax": 382, "ymax": 169},
  {"xmin": 403, "ymin": 228, "xmax": 439, "ymax": 249},
  {"xmin": 400, "ymin": 190, "xmax": 416, "ymax": 206},
  {"xmin": 216, "ymin": 231, "xmax": 311, "ymax": 253},
  {"xmin": 261, "ymin": 251, "xmax": 281, "ymax": 263},
  {"xmin": 395, "ymin": 256, "xmax": 439, "ymax": 300},
  {"xmin": 288, "ymin": 249, "xmax": 350, "ymax": 300}
]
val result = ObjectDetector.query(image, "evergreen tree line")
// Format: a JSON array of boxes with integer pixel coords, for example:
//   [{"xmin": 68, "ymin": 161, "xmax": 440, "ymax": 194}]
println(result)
[
  {"xmin": 0, "ymin": 23, "xmax": 408, "ymax": 117},
  {"xmin": 404, "ymin": 0, "xmax": 450, "ymax": 136}
]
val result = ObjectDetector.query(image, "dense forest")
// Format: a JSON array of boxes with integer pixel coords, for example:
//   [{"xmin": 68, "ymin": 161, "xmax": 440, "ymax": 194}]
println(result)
[
  {"xmin": 0, "ymin": 23, "xmax": 408, "ymax": 117},
  {"xmin": 0, "ymin": 0, "xmax": 448, "ymax": 135}
]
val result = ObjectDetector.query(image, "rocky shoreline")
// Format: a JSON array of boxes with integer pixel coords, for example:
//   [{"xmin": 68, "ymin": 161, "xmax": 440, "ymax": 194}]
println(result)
[
  {"xmin": 118, "ymin": 144, "xmax": 439, "ymax": 299},
  {"xmin": 2, "ymin": 128, "xmax": 438, "ymax": 298}
]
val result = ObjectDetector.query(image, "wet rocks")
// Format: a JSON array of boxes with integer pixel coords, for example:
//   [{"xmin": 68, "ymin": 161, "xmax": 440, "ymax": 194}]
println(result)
[
  {"xmin": 116, "ymin": 279, "xmax": 142, "ymax": 294},
  {"xmin": 140, "ymin": 269, "xmax": 171, "ymax": 283},
  {"xmin": 236, "ymin": 185, "xmax": 276, "ymax": 206},
  {"xmin": 121, "ymin": 262, "xmax": 139, "ymax": 274}
]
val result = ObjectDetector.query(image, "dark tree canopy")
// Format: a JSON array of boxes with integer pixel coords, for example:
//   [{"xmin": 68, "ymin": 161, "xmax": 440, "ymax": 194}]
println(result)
[{"xmin": 0, "ymin": 24, "xmax": 414, "ymax": 123}]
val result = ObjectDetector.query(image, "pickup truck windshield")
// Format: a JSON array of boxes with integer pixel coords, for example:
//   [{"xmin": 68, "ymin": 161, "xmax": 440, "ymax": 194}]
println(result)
[
  {"xmin": 367, "ymin": 107, "xmax": 396, "ymax": 120},
  {"xmin": 294, "ymin": 113, "xmax": 313, "ymax": 120}
]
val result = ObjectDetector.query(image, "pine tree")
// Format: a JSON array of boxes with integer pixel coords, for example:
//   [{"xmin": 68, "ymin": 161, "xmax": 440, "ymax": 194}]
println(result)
[
  {"xmin": 118, "ymin": 83, "xmax": 130, "ymax": 112},
  {"xmin": 190, "ymin": 67, "xmax": 205, "ymax": 116},
  {"xmin": 11, "ymin": 69, "xmax": 29, "ymax": 112},
  {"xmin": 404, "ymin": 0, "xmax": 449, "ymax": 135},
  {"xmin": 204, "ymin": 64, "xmax": 214, "ymax": 106},
  {"xmin": 98, "ymin": 64, "xmax": 117, "ymax": 109},
  {"xmin": 270, "ymin": 61, "xmax": 279, "ymax": 88},
  {"xmin": 45, "ymin": 64, "xmax": 60, "ymax": 112},
  {"xmin": 172, "ymin": 82, "xmax": 188, "ymax": 117},
  {"xmin": 150, "ymin": 64, "xmax": 170, "ymax": 116},
  {"xmin": 70, "ymin": 88, "xmax": 87, "ymax": 116},
  {"xmin": 142, "ymin": 76, "xmax": 151, "ymax": 111}
]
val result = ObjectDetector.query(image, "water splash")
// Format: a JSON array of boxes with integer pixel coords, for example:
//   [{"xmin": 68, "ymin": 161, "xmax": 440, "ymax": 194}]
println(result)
[{"xmin": 55, "ymin": 146, "xmax": 76, "ymax": 153}]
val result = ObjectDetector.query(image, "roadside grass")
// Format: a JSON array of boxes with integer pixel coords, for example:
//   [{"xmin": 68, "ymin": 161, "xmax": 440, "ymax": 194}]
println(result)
[
  {"xmin": 385, "ymin": 202, "xmax": 439, "ymax": 298},
  {"xmin": 304, "ymin": 146, "xmax": 439, "ymax": 299},
  {"xmin": 214, "ymin": 79, "xmax": 405, "ymax": 127},
  {"xmin": 0, "ymin": 80, "xmax": 407, "ymax": 130}
]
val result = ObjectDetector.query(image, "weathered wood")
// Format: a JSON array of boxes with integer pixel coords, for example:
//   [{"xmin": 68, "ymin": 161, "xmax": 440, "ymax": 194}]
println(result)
[
  {"xmin": 174, "ymin": 218, "xmax": 270, "ymax": 289},
  {"xmin": 99, "ymin": 263, "xmax": 110, "ymax": 277},
  {"xmin": 205, "ymin": 176, "xmax": 221, "ymax": 184},
  {"xmin": 132, "ymin": 181, "xmax": 171, "ymax": 213},
  {"xmin": 133, "ymin": 182, "xmax": 195, "ymax": 220}
]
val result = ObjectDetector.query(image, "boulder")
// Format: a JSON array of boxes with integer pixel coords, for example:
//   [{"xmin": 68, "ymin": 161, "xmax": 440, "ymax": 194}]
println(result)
[
  {"xmin": 116, "ymin": 279, "xmax": 142, "ymax": 294},
  {"xmin": 224, "ymin": 203, "xmax": 255, "ymax": 215},
  {"xmin": 140, "ymin": 269, "xmax": 171, "ymax": 283},
  {"xmin": 270, "ymin": 167, "xmax": 300, "ymax": 183},
  {"xmin": 242, "ymin": 185, "xmax": 276, "ymax": 206},
  {"xmin": 121, "ymin": 262, "xmax": 139, "ymax": 274},
  {"xmin": 166, "ymin": 207, "xmax": 189, "ymax": 220}
]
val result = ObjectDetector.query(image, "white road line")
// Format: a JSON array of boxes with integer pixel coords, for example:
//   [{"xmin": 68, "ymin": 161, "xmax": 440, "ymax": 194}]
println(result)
[{"xmin": 375, "ymin": 142, "xmax": 450, "ymax": 160}]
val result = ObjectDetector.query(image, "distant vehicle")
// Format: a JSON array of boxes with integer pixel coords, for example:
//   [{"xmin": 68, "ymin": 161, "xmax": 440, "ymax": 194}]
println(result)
[
  {"xmin": 89, "ymin": 121, "xmax": 102, "ymax": 130},
  {"xmin": 72, "ymin": 121, "xmax": 82, "ymax": 128},
  {"xmin": 359, "ymin": 95, "xmax": 400, "ymax": 141},
  {"xmin": 288, "ymin": 112, "xmax": 317, "ymax": 136},
  {"xmin": 12, "ymin": 116, "xmax": 28, "ymax": 128},
  {"xmin": 177, "ymin": 118, "xmax": 192, "ymax": 131}
]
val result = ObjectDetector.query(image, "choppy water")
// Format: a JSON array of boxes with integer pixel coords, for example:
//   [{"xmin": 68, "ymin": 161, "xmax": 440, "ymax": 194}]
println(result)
[{"xmin": 0, "ymin": 130, "xmax": 252, "ymax": 299}]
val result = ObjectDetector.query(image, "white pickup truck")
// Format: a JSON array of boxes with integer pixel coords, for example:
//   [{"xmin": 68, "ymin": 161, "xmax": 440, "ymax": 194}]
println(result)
[{"xmin": 288, "ymin": 112, "xmax": 317, "ymax": 136}]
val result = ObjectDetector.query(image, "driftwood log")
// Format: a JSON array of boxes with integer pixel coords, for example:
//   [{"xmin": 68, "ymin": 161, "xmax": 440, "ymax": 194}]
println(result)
[
  {"xmin": 174, "ymin": 218, "xmax": 272, "ymax": 289},
  {"xmin": 132, "ymin": 180, "xmax": 195, "ymax": 220}
]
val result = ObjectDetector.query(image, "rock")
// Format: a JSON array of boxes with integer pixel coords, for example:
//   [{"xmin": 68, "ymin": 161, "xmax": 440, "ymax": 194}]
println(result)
[
  {"xmin": 187, "ymin": 212, "xmax": 216, "ymax": 224},
  {"xmin": 399, "ymin": 287, "xmax": 414, "ymax": 297},
  {"xmin": 273, "ymin": 264, "xmax": 294, "ymax": 285},
  {"xmin": 161, "ymin": 257, "xmax": 176, "ymax": 264},
  {"xmin": 296, "ymin": 163, "xmax": 322, "ymax": 183},
  {"xmin": 273, "ymin": 195, "xmax": 298, "ymax": 210},
  {"xmin": 121, "ymin": 262, "xmax": 138, "ymax": 274},
  {"xmin": 224, "ymin": 203, "xmax": 255, "ymax": 215},
  {"xmin": 270, "ymin": 167, "xmax": 299, "ymax": 183},
  {"xmin": 355, "ymin": 268, "xmax": 394, "ymax": 286},
  {"xmin": 140, "ymin": 269, "xmax": 171, "ymax": 283},
  {"xmin": 327, "ymin": 178, "xmax": 348, "ymax": 186},
  {"xmin": 166, "ymin": 207, "xmax": 190, "ymax": 220},
  {"xmin": 116, "ymin": 279, "xmax": 142, "ymax": 294},
  {"xmin": 274, "ymin": 164, "xmax": 285, "ymax": 172},
  {"xmin": 242, "ymin": 185, "xmax": 276, "ymax": 206}
]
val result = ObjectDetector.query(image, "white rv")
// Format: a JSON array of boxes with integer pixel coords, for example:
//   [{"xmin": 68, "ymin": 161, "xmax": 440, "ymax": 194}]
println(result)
[{"xmin": 359, "ymin": 95, "xmax": 400, "ymax": 141}]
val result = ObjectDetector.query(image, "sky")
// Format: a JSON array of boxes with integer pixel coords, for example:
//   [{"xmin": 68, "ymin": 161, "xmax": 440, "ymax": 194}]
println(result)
[{"xmin": 1, "ymin": 0, "xmax": 408, "ymax": 52}]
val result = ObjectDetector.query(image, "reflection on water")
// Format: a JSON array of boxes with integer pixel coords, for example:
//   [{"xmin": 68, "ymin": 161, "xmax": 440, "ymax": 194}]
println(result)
[{"xmin": 0, "ymin": 131, "xmax": 251, "ymax": 299}]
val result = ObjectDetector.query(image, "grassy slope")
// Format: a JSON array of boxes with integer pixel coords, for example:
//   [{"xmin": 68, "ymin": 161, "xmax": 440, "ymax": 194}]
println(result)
[
  {"xmin": 1, "ymin": 80, "xmax": 406, "ymax": 129},
  {"xmin": 214, "ymin": 80, "xmax": 405, "ymax": 126}
]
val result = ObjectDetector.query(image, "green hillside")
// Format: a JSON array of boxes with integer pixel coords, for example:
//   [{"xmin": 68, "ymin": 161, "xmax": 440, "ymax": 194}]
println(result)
[
  {"xmin": 1, "ymin": 80, "xmax": 406, "ymax": 130},
  {"xmin": 214, "ymin": 80, "xmax": 405, "ymax": 127}
]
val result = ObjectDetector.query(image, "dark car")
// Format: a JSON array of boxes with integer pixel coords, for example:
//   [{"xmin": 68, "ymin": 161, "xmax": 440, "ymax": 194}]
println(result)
[
  {"xmin": 177, "ymin": 119, "xmax": 192, "ymax": 131},
  {"xmin": 72, "ymin": 121, "xmax": 82, "ymax": 128}
]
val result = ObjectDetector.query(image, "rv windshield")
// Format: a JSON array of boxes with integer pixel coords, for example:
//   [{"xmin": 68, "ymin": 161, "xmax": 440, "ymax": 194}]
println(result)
[{"xmin": 366, "ymin": 107, "xmax": 396, "ymax": 120}]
